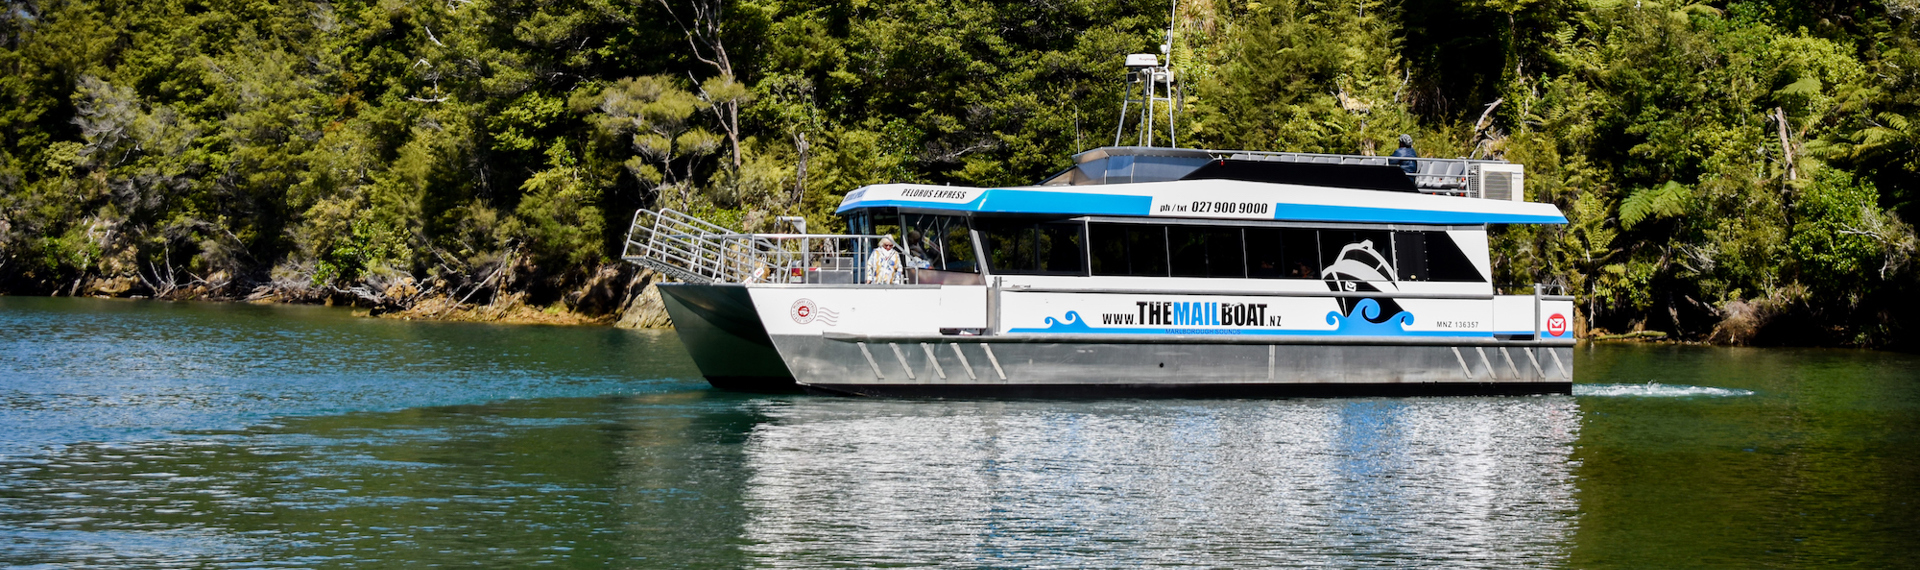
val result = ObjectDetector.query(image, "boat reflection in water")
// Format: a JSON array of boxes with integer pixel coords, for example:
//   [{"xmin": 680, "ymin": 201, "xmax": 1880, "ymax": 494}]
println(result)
[{"xmin": 729, "ymin": 396, "xmax": 1580, "ymax": 567}]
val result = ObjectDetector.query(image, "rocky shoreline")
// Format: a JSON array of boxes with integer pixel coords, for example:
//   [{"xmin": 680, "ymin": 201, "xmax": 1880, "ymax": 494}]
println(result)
[{"xmin": 53, "ymin": 266, "xmax": 679, "ymax": 330}]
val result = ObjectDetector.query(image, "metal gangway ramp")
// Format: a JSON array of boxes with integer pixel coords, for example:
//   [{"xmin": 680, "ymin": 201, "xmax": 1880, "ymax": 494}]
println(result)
[{"xmin": 622, "ymin": 209, "xmax": 888, "ymax": 284}]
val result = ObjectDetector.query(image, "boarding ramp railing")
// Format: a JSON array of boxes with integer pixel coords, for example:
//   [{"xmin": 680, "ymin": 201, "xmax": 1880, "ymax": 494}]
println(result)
[
  {"xmin": 1221, "ymin": 151, "xmax": 1503, "ymax": 198},
  {"xmin": 623, "ymin": 208, "xmax": 908, "ymax": 285}
]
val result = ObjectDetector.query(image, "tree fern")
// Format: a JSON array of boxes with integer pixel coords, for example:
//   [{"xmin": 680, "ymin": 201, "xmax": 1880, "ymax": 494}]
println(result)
[{"xmin": 1618, "ymin": 181, "xmax": 1691, "ymax": 229}]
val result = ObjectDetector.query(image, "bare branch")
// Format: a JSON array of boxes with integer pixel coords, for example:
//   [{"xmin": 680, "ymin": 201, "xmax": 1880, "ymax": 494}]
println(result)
[
  {"xmin": 653, "ymin": 0, "xmax": 725, "ymax": 72},
  {"xmin": 653, "ymin": 0, "xmax": 742, "ymax": 169},
  {"xmin": 1473, "ymin": 97, "xmax": 1505, "ymax": 134},
  {"xmin": 442, "ymin": 245, "xmax": 521, "ymax": 317},
  {"xmin": 1393, "ymin": 68, "xmax": 1410, "ymax": 104}
]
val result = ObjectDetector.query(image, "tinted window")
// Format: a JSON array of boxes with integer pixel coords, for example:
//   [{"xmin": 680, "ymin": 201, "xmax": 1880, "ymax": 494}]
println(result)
[
  {"xmin": 980, "ymin": 220, "xmax": 1032, "ymax": 273},
  {"xmin": 870, "ymin": 210, "xmax": 900, "ymax": 245},
  {"xmin": 1168, "ymin": 226, "xmax": 1245, "ymax": 278},
  {"xmin": 902, "ymin": 214, "xmax": 975, "ymax": 272},
  {"xmin": 1392, "ymin": 231, "xmax": 1433, "ymax": 281},
  {"xmin": 943, "ymin": 222, "xmax": 977, "ymax": 273},
  {"xmin": 1089, "ymin": 223, "xmax": 1168, "ymax": 277},
  {"xmin": 980, "ymin": 219, "xmax": 1084, "ymax": 275},
  {"xmin": 1245, "ymin": 228, "xmax": 1319, "ymax": 279},
  {"xmin": 1395, "ymin": 230, "xmax": 1484, "ymax": 282},
  {"xmin": 1037, "ymin": 222, "xmax": 1085, "ymax": 274}
]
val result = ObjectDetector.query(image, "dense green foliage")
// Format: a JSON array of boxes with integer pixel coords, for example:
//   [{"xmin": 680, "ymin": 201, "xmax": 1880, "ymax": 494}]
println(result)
[{"xmin": 1, "ymin": 0, "xmax": 1916, "ymax": 344}]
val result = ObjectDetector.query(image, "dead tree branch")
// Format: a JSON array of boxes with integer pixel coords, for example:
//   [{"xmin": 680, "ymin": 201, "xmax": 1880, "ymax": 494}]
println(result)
[{"xmin": 653, "ymin": 0, "xmax": 744, "ymax": 170}]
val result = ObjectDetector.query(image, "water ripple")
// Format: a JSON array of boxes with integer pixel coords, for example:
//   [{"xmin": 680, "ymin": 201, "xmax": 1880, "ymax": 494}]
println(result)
[
  {"xmin": 1573, "ymin": 383, "xmax": 1756, "ymax": 398},
  {"xmin": 0, "ymin": 297, "xmax": 700, "ymax": 457}
]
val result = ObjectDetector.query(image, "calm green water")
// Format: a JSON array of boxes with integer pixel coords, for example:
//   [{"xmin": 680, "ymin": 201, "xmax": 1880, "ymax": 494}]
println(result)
[{"xmin": 0, "ymin": 297, "xmax": 1914, "ymax": 568}]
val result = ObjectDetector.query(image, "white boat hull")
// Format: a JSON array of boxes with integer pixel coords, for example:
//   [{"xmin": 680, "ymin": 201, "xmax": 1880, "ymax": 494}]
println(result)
[{"xmin": 660, "ymin": 283, "xmax": 1575, "ymax": 397}]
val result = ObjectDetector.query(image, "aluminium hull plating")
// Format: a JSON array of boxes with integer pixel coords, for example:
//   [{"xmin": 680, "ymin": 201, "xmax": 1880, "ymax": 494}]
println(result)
[
  {"xmin": 656, "ymin": 283, "xmax": 801, "ymax": 393},
  {"xmin": 661, "ymin": 283, "xmax": 1573, "ymax": 397},
  {"xmin": 773, "ymin": 333, "xmax": 1572, "ymax": 397}
]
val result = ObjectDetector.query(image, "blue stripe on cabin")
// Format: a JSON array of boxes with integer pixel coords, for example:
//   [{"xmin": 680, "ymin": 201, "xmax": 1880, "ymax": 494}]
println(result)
[{"xmin": 837, "ymin": 186, "xmax": 1567, "ymax": 225}]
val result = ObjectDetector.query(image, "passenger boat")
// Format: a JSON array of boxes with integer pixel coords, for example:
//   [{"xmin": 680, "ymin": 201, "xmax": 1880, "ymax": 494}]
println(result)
[
  {"xmin": 622, "ymin": 44, "xmax": 1576, "ymax": 397},
  {"xmin": 621, "ymin": 144, "xmax": 1577, "ymax": 397}
]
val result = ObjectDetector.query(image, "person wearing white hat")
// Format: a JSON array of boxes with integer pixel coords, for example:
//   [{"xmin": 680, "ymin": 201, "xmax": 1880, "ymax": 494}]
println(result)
[{"xmin": 866, "ymin": 235, "xmax": 904, "ymax": 284}]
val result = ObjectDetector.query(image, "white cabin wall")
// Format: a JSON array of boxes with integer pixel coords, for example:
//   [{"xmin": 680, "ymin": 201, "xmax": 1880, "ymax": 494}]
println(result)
[{"xmin": 750, "ymin": 285, "xmax": 986, "ymax": 336}]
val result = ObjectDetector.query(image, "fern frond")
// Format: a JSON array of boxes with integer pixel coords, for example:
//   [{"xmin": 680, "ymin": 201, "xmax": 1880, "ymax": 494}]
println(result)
[{"xmin": 1619, "ymin": 181, "xmax": 1690, "ymax": 229}]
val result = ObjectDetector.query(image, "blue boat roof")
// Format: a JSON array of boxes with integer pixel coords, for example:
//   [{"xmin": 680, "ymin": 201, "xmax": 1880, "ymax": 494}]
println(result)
[{"xmin": 835, "ymin": 180, "xmax": 1568, "ymax": 225}]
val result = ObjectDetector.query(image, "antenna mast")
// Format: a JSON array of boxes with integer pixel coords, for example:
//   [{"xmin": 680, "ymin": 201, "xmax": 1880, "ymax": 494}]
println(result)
[{"xmin": 1114, "ymin": 0, "xmax": 1181, "ymax": 148}]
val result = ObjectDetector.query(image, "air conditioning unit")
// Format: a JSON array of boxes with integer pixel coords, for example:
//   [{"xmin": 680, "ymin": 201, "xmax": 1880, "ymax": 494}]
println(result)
[{"xmin": 1471, "ymin": 163, "xmax": 1526, "ymax": 202}]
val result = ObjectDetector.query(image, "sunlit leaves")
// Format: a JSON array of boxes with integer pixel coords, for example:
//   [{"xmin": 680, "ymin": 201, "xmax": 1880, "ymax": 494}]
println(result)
[
  {"xmin": 517, "ymin": 142, "xmax": 604, "ymax": 268},
  {"xmin": 582, "ymin": 75, "xmax": 721, "ymax": 205},
  {"xmin": 1791, "ymin": 170, "xmax": 1916, "ymax": 289},
  {"xmin": 1618, "ymin": 181, "xmax": 1692, "ymax": 229},
  {"xmin": 489, "ymin": 92, "xmax": 566, "ymax": 152}
]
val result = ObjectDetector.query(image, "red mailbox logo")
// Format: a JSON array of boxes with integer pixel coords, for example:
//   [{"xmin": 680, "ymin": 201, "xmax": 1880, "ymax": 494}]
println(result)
[
  {"xmin": 788, "ymin": 298, "xmax": 840, "ymax": 326},
  {"xmin": 1546, "ymin": 313, "xmax": 1567, "ymax": 337},
  {"xmin": 790, "ymin": 299, "xmax": 816, "ymax": 324}
]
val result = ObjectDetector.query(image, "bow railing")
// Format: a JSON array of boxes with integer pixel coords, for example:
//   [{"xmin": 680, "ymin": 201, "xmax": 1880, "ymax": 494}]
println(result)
[{"xmin": 622, "ymin": 209, "xmax": 902, "ymax": 284}]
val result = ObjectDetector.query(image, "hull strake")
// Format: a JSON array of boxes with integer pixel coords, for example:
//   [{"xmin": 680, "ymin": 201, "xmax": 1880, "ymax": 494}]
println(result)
[
  {"xmin": 768, "ymin": 333, "xmax": 1574, "ymax": 394},
  {"xmin": 803, "ymin": 382, "xmax": 1571, "ymax": 399}
]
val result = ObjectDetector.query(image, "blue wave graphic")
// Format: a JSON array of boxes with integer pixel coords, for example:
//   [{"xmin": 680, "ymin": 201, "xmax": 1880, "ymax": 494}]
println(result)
[
  {"xmin": 1024, "ymin": 311, "xmax": 1099, "ymax": 332},
  {"xmin": 1327, "ymin": 298, "xmax": 1417, "ymax": 334},
  {"xmin": 1007, "ymin": 300, "xmax": 1487, "ymax": 337}
]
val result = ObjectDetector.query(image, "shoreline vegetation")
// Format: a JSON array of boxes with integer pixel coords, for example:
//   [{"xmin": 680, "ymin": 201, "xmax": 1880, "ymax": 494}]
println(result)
[{"xmin": 3, "ymin": 1, "xmax": 1918, "ymax": 347}]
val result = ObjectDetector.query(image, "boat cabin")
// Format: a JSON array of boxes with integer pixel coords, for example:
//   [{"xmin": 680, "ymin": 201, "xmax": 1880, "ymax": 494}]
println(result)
[{"xmin": 822, "ymin": 146, "xmax": 1561, "ymax": 293}]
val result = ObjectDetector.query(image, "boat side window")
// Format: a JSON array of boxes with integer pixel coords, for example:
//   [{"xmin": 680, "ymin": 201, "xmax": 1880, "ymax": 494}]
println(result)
[
  {"xmin": 902, "ymin": 214, "xmax": 976, "ymax": 272},
  {"xmin": 1319, "ymin": 229, "xmax": 1396, "ymax": 281},
  {"xmin": 979, "ymin": 219, "xmax": 1034, "ymax": 273},
  {"xmin": 1245, "ymin": 227, "xmax": 1320, "ymax": 279},
  {"xmin": 1168, "ymin": 226, "xmax": 1246, "ymax": 278},
  {"xmin": 1037, "ymin": 222, "xmax": 1085, "ymax": 274},
  {"xmin": 943, "ymin": 220, "xmax": 977, "ymax": 273},
  {"xmin": 979, "ymin": 218, "xmax": 1086, "ymax": 275},
  {"xmin": 1393, "ymin": 230, "xmax": 1484, "ymax": 282},
  {"xmin": 1392, "ymin": 231, "xmax": 1431, "ymax": 281},
  {"xmin": 1089, "ymin": 223, "xmax": 1169, "ymax": 277},
  {"xmin": 868, "ymin": 209, "xmax": 901, "ymax": 244}
]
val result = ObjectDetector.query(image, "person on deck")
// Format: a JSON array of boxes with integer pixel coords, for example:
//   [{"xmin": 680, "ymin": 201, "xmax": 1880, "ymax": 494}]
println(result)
[
  {"xmin": 1389, "ymin": 134, "xmax": 1419, "ymax": 174},
  {"xmin": 866, "ymin": 236, "xmax": 904, "ymax": 284},
  {"xmin": 904, "ymin": 230, "xmax": 937, "ymax": 269}
]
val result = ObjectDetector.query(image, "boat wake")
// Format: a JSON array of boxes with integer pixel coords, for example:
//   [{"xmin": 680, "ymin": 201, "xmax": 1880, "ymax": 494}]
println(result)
[{"xmin": 1574, "ymin": 382, "xmax": 1755, "ymax": 398}]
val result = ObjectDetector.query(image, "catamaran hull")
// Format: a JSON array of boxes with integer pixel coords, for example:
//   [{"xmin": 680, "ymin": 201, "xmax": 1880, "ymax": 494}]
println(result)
[
  {"xmin": 656, "ymin": 283, "xmax": 801, "ymax": 393},
  {"xmin": 660, "ymin": 284, "xmax": 1572, "ymax": 397}
]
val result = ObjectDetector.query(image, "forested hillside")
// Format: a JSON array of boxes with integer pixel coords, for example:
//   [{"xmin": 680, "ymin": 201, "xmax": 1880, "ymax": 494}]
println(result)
[{"xmin": 2, "ymin": 0, "xmax": 1916, "ymax": 345}]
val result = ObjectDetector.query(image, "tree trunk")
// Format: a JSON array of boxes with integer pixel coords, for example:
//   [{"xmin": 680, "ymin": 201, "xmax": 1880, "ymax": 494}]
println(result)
[
  {"xmin": 793, "ymin": 131, "xmax": 809, "ymax": 204},
  {"xmin": 1774, "ymin": 106, "xmax": 1796, "ymax": 181}
]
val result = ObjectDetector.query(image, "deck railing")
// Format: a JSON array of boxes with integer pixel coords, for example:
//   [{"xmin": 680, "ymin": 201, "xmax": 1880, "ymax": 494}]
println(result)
[
  {"xmin": 1220, "ymin": 151, "xmax": 1503, "ymax": 198},
  {"xmin": 622, "ymin": 208, "xmax": 900, "ymax": 284}
]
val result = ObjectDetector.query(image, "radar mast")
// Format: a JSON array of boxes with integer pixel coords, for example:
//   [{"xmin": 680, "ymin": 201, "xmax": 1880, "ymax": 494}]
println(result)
[{"xmin": 1114, "ymin": 0, "xmax": 1182, "ymax": 148}]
